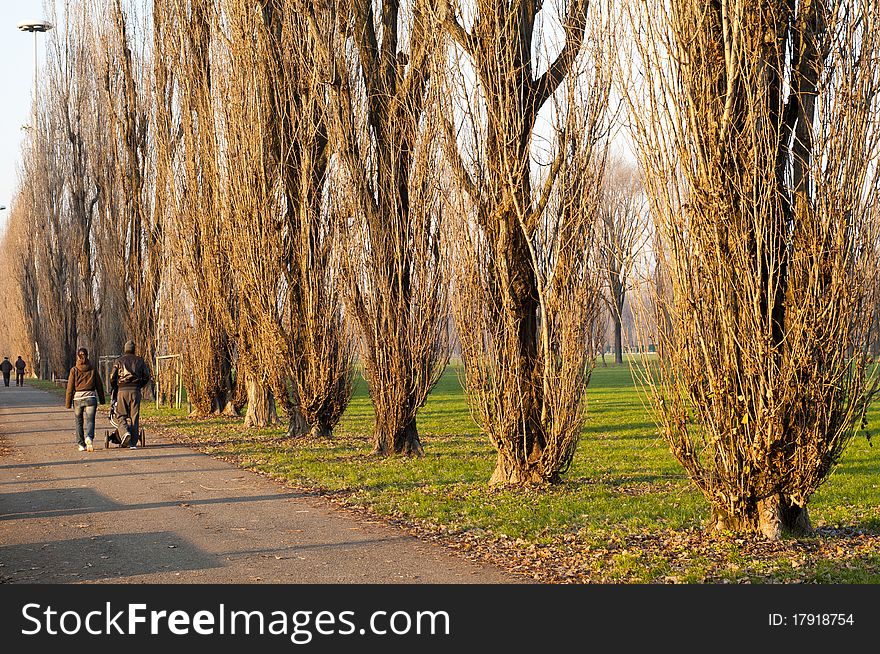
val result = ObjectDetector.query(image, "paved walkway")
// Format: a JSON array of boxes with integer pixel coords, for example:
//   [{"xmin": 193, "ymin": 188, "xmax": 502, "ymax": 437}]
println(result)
[{"xmin": 0, "ymin": 384, "xmax": 518, "ymax": 584}]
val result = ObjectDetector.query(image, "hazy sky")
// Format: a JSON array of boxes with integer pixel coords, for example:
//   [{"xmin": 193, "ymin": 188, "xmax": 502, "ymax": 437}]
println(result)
[
  {"xmin": 0, "ymin": 1, "xmax": 51, "ymax": 231},
  {"xmin": 0, "ymin": 2, "xmax": 636, "ymax": 234}
]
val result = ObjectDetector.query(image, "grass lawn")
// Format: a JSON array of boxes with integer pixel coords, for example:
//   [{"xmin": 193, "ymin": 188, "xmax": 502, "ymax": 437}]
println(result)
[{"xmin": 30, "ymin": 365, "xmax": 880, "ymax": 583}]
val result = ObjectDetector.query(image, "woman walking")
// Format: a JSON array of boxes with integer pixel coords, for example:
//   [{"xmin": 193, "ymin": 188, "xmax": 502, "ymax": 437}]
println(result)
[{"xmin": 65, "ymin": 347, "xmax": 106, "ymax": 452}]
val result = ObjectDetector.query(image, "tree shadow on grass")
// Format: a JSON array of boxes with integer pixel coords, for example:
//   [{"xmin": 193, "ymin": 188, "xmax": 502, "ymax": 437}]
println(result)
[
  {"xmin": 581, "ymin": 422, "xmax": 661, "ymax": 440},
  {"xmin": 562, "ymin": 472, "xmax": 688, "ymax": 491}
]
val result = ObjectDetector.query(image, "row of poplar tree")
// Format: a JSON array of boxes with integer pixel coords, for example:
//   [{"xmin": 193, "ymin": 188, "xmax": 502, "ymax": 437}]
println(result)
[{"xmin": 2, "ymin": 1, "xmax": 880, "ymax": 540}]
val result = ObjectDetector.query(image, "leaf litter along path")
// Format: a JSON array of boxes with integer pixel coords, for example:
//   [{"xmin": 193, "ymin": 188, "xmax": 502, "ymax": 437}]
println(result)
[{"xmin": 0, "ymin": 385, "xmax": 520, "ymax": 584}]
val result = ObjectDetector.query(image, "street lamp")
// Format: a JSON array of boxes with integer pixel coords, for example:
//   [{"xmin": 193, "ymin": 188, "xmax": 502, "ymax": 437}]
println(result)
[{"xmin": 17, "ymin": 20, "xmax": 54, "ymax": 126}]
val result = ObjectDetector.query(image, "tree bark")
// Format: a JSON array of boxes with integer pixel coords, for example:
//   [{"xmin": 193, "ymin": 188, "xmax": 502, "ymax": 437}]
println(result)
[
  {"xmin": 210, "ymin": 391, "xmax": 238, "ymax": 417},
  {"xmin": 306, "ymin": 422, "xmax": 333, "ymax": 439},
  {"xmin": 373, "ymin": 415, "xmax": 423, "ymax": 457},
  {"xmin": 613, "ymin": 311, "xmax": 623, "ymax": 365},
  {"xmin": 489, "ymin": 452, "xmax": 553, "ymax": 485},
  {"xmin": 710, "ymin": 496, "xmax": 812, "ymax": 540},
  {"xmin": 286, "ymin": 409, "xmax": 310, "ymax": 439},
  {"xmin": 243, "ymin": 376, "xmax": 279, "ymax": 428}
]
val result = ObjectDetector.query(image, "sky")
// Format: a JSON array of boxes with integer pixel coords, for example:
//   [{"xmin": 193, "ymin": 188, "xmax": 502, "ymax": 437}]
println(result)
[
  {"xmin": 0, "ymin": 1, "xmax": 636, "ymax": 235},
  {"xmin": 0, "ymin": 1, "xmax": 52, "ymax": 231}
]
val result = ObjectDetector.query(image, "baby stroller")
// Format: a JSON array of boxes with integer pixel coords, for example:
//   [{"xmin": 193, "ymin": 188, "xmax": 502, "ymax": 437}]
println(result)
[{"xmin": 104, "ymin": 397, "xmax": 147, "ymax": 449}]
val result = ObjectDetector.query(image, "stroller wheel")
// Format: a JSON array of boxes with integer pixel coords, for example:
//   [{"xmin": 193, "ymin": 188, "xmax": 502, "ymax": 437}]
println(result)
[
  {"xmin": 104, "ymin": 431, "xmax": 111, "ymax": 449},
  {"xmin": 140, "ymin": 430, "xmax": 147, "ymax": 447}
]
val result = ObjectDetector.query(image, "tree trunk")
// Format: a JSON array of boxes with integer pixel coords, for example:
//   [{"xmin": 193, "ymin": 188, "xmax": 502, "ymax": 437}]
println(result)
[
  {"xmin": 613, "ymin": 311, "xmax": 623, "ymax": 365},
  {"xmin": 373, "ymin": 415, "xmax": 423, "ymax": 457},
  {"xmin": 757, "ymin": 496, "xmax": 812, "ymax": 540},
  {"xmin": 286, "ymin": 409, "xmax": 310, "ymax": 439},
  {"xmin": 189, "ymin": 394, "xmax": 237, "ymax": 418},
  {"xmin": 306, "ymin": 422, "xmax": 332, "ymax": 439},
  {"xmin": 221, "ymin": 402, "xmax": 239, "ymax": 417},
  {"xmin": 210, "ymin": 391, "xmax": 238, "ymax": 417},
  {"xmin": 243, "ymin": 376, "xmax": 279, "ymax": 428},
  {"xmin": 710, "ymin": 496, "xmax": 812, "ymax": 540},
  {"xmin": 489, "ymin": 452, "xmax": 552, "ymax": 485}
]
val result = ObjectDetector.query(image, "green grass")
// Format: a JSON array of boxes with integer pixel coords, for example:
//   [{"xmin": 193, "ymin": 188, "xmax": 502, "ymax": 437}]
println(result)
[
  {"xmin": 26, "ymin": 378, "xmax": 67, "ymax": 396},
  {"xmin": 137, "ymin": 361, "xmax": 880, "ymax": 583},
  {"xmin": 18, "ymin": 364, "xmax": 880, "ymax": 582}
]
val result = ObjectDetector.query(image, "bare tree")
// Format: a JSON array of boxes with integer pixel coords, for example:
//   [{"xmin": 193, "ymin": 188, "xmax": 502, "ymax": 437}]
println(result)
[
  {"xmin": 305, "ymin": 1, "xmax": 450, "ymax": 455},
  {"xmin": 3, "ymin": 0, "xmax": 160, "ymax": 376},
  {"xmin": 441, "ymin": 1, "xmax": 611, "ymax": 483},
  {"xmin": 214, "ymin": 0, "xmax": 293, "ymax": 428},
  {"xmin": 16, "ymin": 6, "xmax": 98, "ymax": 377},
  {"xmin": 627, "ymin": 0, "xmax": 880, "ymax": 538},
  {"xmin": 51, "ymin": 3, "xmax": 106, "ymax": 359},
  {"xmin": 152, "ymin": 0, "xmax": 239, "ymax": 416},
  {"xmin": 277, "ymin": 7, "xmax": 355, "ymax": 440},
  {"xmin": 218, "ymin": 0, "xmax": 356, "ymax": 437},
  {"xmin": 96, "ymin": 0, "xmax": 161, "ymax": 364},
  {"xmin": 0, "ymin": 199, "xmax": 40, "ymax": 368},
  {"xmin": 598, "ymin": 157, "xmax": 647, "ymax": 365}
]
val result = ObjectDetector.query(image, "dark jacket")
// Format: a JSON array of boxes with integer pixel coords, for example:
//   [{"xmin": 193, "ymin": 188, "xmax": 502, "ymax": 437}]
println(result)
[
  {"xmin": 65, "ymin": 362, "xmax": 106, "ymax": 408},
  {"xmin": 109, "ymin": 354, "xmax": 151, "ymax": 391},
  {"xmin": 0, "ymin": 360, "xmax": 12, "ymax": 374},
  {"xmin": 15, "ymin": 358, "xmax": 25, "ymax": 372}
]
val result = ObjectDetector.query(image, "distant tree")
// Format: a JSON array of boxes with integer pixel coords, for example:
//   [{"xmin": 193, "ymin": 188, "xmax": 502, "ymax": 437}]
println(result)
[
  {"xmin": 598, "ymin": 158, "xmax": 647, "ymax": 365},
  {"xmin": 0, "ymin": 201, "xmax": 39, "ymax": 368}
]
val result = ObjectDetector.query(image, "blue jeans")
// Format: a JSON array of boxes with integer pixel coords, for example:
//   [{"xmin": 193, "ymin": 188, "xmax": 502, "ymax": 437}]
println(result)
[{"xmin": 74, "ymin": 397, "xmax": 98, "ymax": 446}]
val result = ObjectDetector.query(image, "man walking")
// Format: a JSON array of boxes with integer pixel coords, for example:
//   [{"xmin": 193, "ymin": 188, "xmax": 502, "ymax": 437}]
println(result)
[
  {"xmin": 0, "ymin": 357, "xmax": 12, "ymax": 387},
  {"xmin": 14, "ymin": 356, "xmax": 26, "ymax": 386},
  {"xmin": 109, "ymin": 340, "xmax": 151, "ymax": 449}
]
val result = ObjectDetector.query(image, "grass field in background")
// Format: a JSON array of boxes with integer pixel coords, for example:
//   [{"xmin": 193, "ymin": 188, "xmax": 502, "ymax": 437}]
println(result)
[{"xmin": 114, "ymin": 361, "xmax": 880, "ymax": 583}]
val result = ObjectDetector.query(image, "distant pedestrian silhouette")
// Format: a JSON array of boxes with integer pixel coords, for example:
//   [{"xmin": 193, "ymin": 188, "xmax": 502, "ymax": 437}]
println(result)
[
  {"xmin": 14, "ymin": 356, "xmax": 26, "ymax": 386},
  {"xmin": 0, "ymin": 357, "xmax": 12, "ymax": 387}
]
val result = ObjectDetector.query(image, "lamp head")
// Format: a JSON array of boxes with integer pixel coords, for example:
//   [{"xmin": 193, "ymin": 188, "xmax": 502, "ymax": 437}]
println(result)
[{"xmin": 17, "ymin": 20, "xmax": 53, "ymax": 33}]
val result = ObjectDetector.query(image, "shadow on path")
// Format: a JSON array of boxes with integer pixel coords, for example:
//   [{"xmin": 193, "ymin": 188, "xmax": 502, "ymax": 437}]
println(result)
[
  {"xmin": 0, "ymin": 487, "xmax": 305, "ymax": 521},
  {"xmin": 0, "ymin": 531, "xmax": 219, "ymax": 582}
]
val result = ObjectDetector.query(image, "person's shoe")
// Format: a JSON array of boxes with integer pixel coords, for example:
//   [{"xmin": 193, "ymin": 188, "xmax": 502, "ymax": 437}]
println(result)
[
  {"xmin": 85, "ymin": 437, "xmax": 93, "ymax": 452},
  {"xmin": 78, "ymin": 444, "xmax": 86, "ymax": 452},
  {"xmin": 129, "ymin": 444, "xmax": 138, "ymax": 450}
]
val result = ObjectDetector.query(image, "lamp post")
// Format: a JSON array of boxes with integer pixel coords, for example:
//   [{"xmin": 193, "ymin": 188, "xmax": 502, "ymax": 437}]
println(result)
[{"xmin": 17, "ymin": 20, "xmax": 53, "ymax": 127}]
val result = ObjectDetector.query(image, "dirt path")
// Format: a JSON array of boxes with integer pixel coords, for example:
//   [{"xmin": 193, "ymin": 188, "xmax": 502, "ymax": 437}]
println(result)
[{"xmin": 0, "ymin": 384, "xmax": 519, "ymax": 584}]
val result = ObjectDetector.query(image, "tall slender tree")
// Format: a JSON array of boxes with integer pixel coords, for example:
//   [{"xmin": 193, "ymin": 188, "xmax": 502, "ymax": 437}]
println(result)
[
  {"xmin": 153, "ymin": 0, "xmax": 239, "ymax": 416},
  {"xmin": 305, "ymin": 1, "xmax": 450, "ymax": 455},
  {"xmin": 276, "ymin": 6, "xmax": 354, "ymax": 439},
  {"xmin": 441, "ymin": 0, "xmax": 610, "ymax": 483},
  {"xmin": 98, "ymin": 0, "xmax": 160, "ymax": 364},
  {"xmin": 598, "ymin": 158, "xmax": 647, "ymax": 365},
  {"xmin": 627, "ymin": 0, "xmax": 880, "ymax": 538}
]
